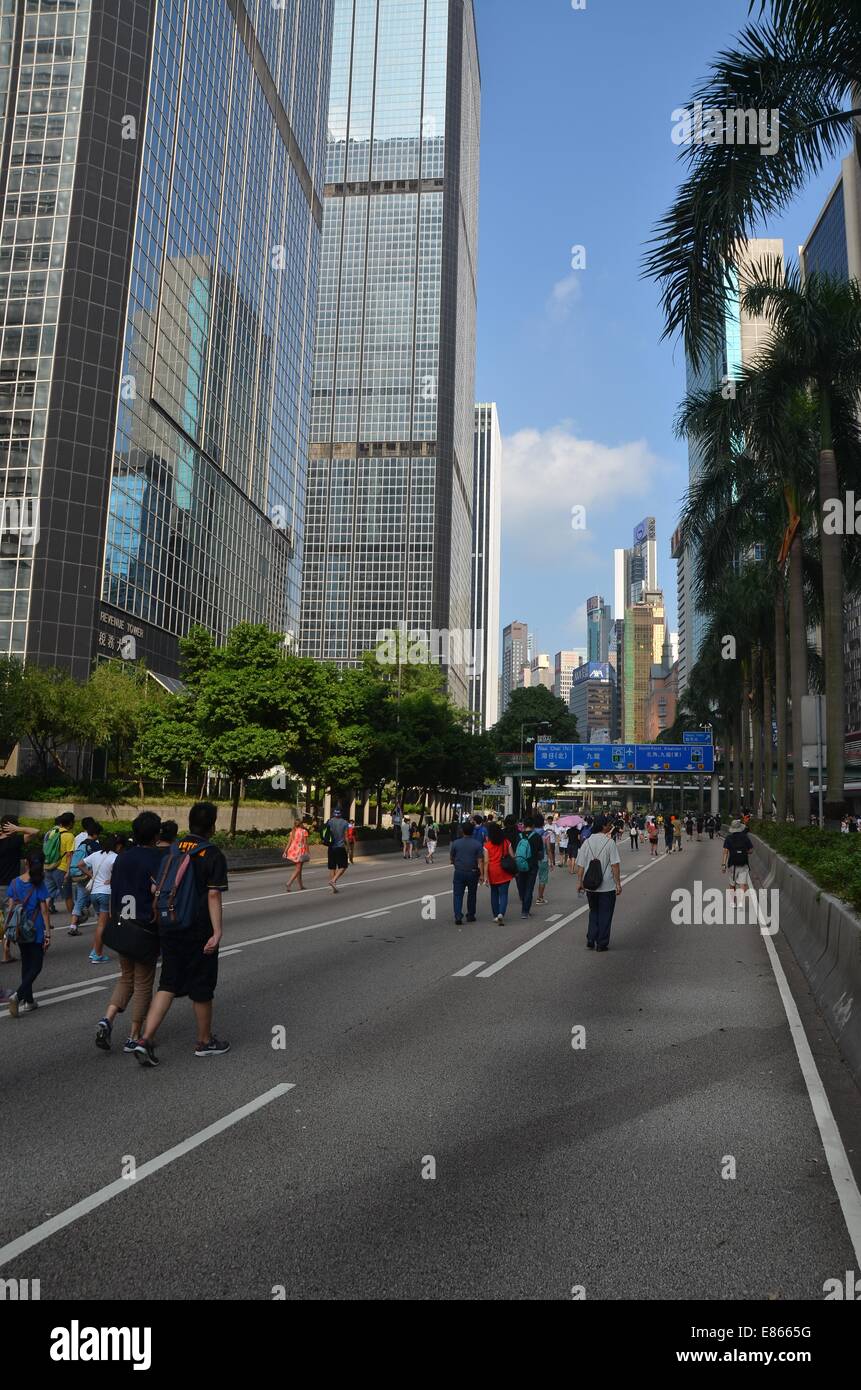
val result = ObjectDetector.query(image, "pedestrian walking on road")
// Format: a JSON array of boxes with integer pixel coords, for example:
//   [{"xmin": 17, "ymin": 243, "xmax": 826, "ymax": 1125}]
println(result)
[
  {"xmin": 82, "ymin": 833, "xmax": 117, "ymax": 963},
  {"xmin": 685, "ymin": 815, "xmax": 694, "ymax": 841},
  {"xmin": 95, "ymin": 812, "xmax": 162, "ymax": 1054},
  {"xmin": 575, "ymin": 814, "xmax": 622, "ymax": 952},
  {"xmin": 347, "ymin": 820, "xmax": 356, "ymax": 864},
  {"xmin": 629, "ymin": 820, "xmax": 640, "ymax": 852},
  {"xmin": 134, "ymin": 802, "xmax": 229, "ymax": 1067},
  {"xmin": 536, "ymin": 824, "xmax": 552, "ymax": 904},
  {"xmin": 324, "ymin": 809, "xmax": 351, "ymax": 892},
  {"xmin": 283, "ymin": 818, "xmax": 310, "ymax": 892},
  {"xmin": 401, "ymin": 818, "xmax": 413, "ymax": 860},
  {"xmin": 450, "ymin": 823, "xmax": 484, "ymax": 925},
  {"xmin": 4, "ymin": 850, "xmax": 52, "ymax": 1017},
  {"xmin": 664, "ymin": 818, "xmax": 674, "ymax": 855},
  {"xmin": 647, "ymin": 820, "xmax": 659, "ymax": 857},
  {"xmin": 722, "ymin": 818, "xmax": 755, "ymax": 902},
  {"xmin": 706, "ymin": 815, "xmax": 716, "ymax": 840},
  {"xmin": 0, "ymin": 816, "xmax": 40, "ymax": 963},
  {"xmin": 482, "ymin": 822, "xmax": 516, "ymax": 924},
  {"xmin": 514, "ymin": 815, "xmax": 545, "ymax": 920},
  {"xmin": 424, "ymin": 820, "xmax": 438, "ymax": 863},
  {"xmin": 674, "ymin": 819, "xmax": 684, "ymax": 852},
  {"xmin": 696, "ymin": 815, "xmax": 704, "ymax": 841}
]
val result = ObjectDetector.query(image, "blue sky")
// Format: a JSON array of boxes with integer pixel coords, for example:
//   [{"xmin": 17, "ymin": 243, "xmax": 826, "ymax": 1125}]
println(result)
[{"xmin": 472, "ymin": 0, "xmax": 842, "ymax": 660}]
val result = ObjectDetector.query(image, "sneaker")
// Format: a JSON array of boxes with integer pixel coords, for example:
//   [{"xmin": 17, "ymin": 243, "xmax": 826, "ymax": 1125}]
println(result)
[
  {"xmin": 195, "ymin": 1036, "xmax": 230, "ymax": 1057},
  {"xmin": 454, "ymin": 918, "xmax": 463, "ymax": 926},
  {"xmin": 495, "ymin": 915, "xmax": 504, "ymax": 925},
  {"xmin": 134, "ymin": 1038, "xmax": 159, "ymax": 1068},
  {"xmin": 88, "ymin": 950, "xmax": 110, "ymax": 964},
  {"xmin": 18, "ymin": 1000, "xmax": 36, "ymax": 1013},
  {"xmin": 95, "ymin": 1018, "xmax": 112, "ymax": 1051},
  {"xmin": 6, "ymin": 992, "xmax": 18, "ymax": 1017},
  {"xmin": 68, "ymin": 927, "xmax": 81, "ymax": 937},
  {"xmin": 466, "ymin": 916, "xmax": 476, "ymax": 923},
  {"xmin": 123, "ymin": 1037, "xmax": 138, "ymax": 1054}
]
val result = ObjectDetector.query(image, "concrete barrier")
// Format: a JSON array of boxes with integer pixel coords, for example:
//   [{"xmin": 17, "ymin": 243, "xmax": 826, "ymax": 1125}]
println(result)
[{"xmin": 751, "ymin": 834, "xmax": 861, "ymax": 1085}]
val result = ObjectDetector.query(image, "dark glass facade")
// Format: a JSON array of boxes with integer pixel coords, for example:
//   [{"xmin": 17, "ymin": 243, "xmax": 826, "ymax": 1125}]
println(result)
[
  {"xmin": 0, "ymin": 0, "xmax": 333, "ymax": 677},
  {"xmin": 300, "ymin": 0, "xmax": 480, "ymax": 708}
]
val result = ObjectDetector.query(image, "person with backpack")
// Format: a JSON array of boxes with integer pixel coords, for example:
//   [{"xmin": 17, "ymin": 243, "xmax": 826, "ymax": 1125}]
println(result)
[
  {"xmin": 449, "ymin": 821, "xmax": 485, "ymax": 925},
  {"xmin": 424, "ymin": 820, "xmax": 438, "ymax": 864},
  {"xmin": 629, "ymin": 819, "xmax": 640, "ymax": 852},
  {"xmin": 722, "ymin": 818, "xmax": 755, "ymax": 900},
  {"xmin": 575, "ymin": 814, "xmax": 622, "ymax": 952},
  {"xmin": 134, "ymin": 802, "xmax": 229, "ymax": 1067},
  {"xmin": 3, "ymin": 849, "xmax": 52, "ymax": 1016},
  {"xmin": 324, "ymin": 808, "xmax": 350, "ymax": 891},
  {"xmin": 43, "ymin": 812, "xmax": 75, "ymax": 912},
  {"xmin": 0, "ymin": 816, "xmax": 40, "ymax": 964},
  {"xmin": 514, "ymin": 815, "xmax": 545, "ymax": 920},
  {"xmin": 664, "ymin": 817, "xmax": 675, "ymax": 855},
  {"xmin": 647, "ymin": 819, "xmax": 659, "ymax": 857},
  {"xmin": 95, "ymin": 812, "xmax": 163, "ymax": 1054},
  {"xmin": 482, "ymin": 821, "xmax": 516, "ymax": 924},
  {"xmin": 68, "ymin": 819, "xmax": 102, "ymax": 937},
  {"xmin": 705, "ymin": 814, "xmax": 716, "ymax": 840},
  {"xmin": 82, "ymin": 832, "xmax": 118, "ymax": 963}
]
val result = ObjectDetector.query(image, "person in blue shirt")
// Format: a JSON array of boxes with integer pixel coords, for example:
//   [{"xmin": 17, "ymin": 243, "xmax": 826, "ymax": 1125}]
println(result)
[
  {"xmin": 4, "ymin": 850, "xmax": 52, "ymax": 1017},
  {"xmin": 449, "ymin": 823, "xmax": 485, "ymax": 924}
]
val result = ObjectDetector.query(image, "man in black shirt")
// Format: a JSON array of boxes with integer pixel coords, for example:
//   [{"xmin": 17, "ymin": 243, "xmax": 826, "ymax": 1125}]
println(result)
[
  {"xmin": 135, "ymin": 803, "xmax": 229, "ymax": 1067},
  {"xmin": 515, "ymin": 815, "xmax": 545, "ymax": 920},
  {"xmin": 722, "ymin": 818, "xmax": 755, "ymax": 899}
]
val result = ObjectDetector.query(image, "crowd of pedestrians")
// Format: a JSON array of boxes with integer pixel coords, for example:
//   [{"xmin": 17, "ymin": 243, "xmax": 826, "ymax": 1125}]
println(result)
[{"xmin": 1, "ymin": 805, "xmax": 229, "ymax": 1067}]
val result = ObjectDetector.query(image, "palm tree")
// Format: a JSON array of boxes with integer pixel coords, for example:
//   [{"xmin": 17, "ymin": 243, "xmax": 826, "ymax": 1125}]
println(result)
[
  {"xmin": 676, "ymin": 367, "xmax": 820, "ymax": 821},
  {"xmin": 644, "ymin": 0, "xmax": 861, "ymax": 368},
  {"xmin": 741, "ymin": 261, "xmax": 861, "ymax": 817}
]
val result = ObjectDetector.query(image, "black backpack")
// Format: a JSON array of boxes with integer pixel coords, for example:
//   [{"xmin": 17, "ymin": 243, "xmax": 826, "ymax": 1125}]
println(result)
[{"xmin": 583, "ymin": 839, "xmax": 607, "ymax": 891}]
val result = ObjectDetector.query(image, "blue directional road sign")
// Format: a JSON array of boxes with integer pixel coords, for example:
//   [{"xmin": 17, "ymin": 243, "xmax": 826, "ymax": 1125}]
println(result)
[
  {"xmin": 534, "ymin": 744, "xmax": 714, "ymax": 774},
  {"xmin": 683, "ymin": 730, "xmax": 713, "ymax": 746}
]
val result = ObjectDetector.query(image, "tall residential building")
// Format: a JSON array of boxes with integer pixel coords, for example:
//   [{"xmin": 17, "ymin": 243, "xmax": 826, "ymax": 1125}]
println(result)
[
  {"xmin": 679, "ymin": 237, "xmax": 784, "ymax": 692},
  {"xmin": 299, "ymin": 0, "xmax": 481, "ymax": 709},
  {"xmin": 801, "ymin": 155, "xmax": 861, "ymax": 737},
  {"xmin": 553, "ymin": 649, "xmax": 586, "ymax": 705},
  {"xmin": 671, "ymin": 524, "xmax": 692, "ymax": 691},
  {"xmin": 610, "ymin": 617, "xmax": 624, "ymax": 739},
  {"xmin": 646, "ymin": 626, "xmax": 677, "ymax": 742},
  {"xmin": 529, "ymin": 653, "xmax": 553, "ymax": 691},
  {"xmin": 502, "ymin": 620, "xmax": 530, "ymax": 711},
  {"xmin": 586, "ymin": 595, "xmax": 611, "ymax": 664},
  {"xmin": 469, "ymin": 403, "xmax": 501, "ymax": 730},
  {"xmin": 0, "ymin": 0, "xmax": 333, "ymax": 679}
]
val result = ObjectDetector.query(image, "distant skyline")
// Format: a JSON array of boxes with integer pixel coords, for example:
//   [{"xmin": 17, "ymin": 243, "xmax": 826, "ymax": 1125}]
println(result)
[{"xmin": 473, "ymin": 0, "xmax": 843, "ymax": 663}]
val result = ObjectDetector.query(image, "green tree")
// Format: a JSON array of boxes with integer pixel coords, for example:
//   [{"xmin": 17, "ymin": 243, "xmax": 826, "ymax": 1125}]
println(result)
[
  {"xmin": 18, "ymin": 665, "xmax": 88, "ymax": 778},
  {"xmin": 489, "ymin": 685, "xmax": 579, "ymax": 756},
  {"xmin": 0, "ymin": 655, "xmax": 27, "ymax": 757}
]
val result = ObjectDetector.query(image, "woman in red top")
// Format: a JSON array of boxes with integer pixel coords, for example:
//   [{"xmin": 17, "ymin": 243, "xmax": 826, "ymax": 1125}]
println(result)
[
  {"xmin": 482, "ymin": 822, "xmax": 516, "ymax": 925},
  {"xmin": 283, "ymin": 819, "xmax": 311, "ymax": 892}
]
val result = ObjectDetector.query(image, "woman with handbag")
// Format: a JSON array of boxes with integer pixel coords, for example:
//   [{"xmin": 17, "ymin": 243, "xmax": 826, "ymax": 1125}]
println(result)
[
  {"xmin": 4, "ymin": 850, "xmax": 52, "ymax": 1016},
  {"xmin": 483, "ymin": 822, "xmax": 517, "ymax": 925},
  {"xmin": 284, "ymin": 818, "xmax": 311, "ymax": 892}
]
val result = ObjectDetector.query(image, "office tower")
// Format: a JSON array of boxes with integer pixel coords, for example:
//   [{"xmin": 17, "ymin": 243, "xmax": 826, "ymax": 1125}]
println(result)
[
  {"xmin": 530, "ymin": 653, "xmax": 553, "ymax": 691},
  {"xmin": 586, "ymin": 595, "xmax": 611, "ymax": 664},
  {"xmin": 470, "ymin": 403, "xmax": 502, "ymax": 730},
  {"xmin": 0, "ymin": 0, "xmax": 333, "ymax": 678},
  {"xmin": 553, "ymin": 649, "xmax": 585, "ymax": 705},
  {"xmin": 646, "ymin": 625, "xmax": 677, "ymax": 742},
  {"xmin": 680, "ymin": 237, "xmax": 783, "ymax": 691},
  {"xmin": 609, "ymin": 617, "xmax": 624, "ymax": 739},
  {"xmin": 568, "ymin": 660, "xmax": 614, "ymax": 743},
  {"xmin": 671, "ymin": 524, "xmax": 691, "ymax": 692},
  {"xmin": 623, "ymin": 592, "xmax": 666, "ymax": 743},
  {"xmin": 300, "ymin": 0, "xmax": 481, "ymax": 709},
  {"xmin": 502, "ymin": 620, "xmax": 530, "ymax": 711},
  {"xmin": 801, "ymin": 157, "xmax": 861, "ymax": 737}
]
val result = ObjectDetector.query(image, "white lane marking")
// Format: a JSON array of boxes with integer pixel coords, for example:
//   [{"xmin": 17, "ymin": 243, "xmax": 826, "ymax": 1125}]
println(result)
[
  {"xmin": 751, "ymin": 896, "xmax": 861, "ymax": 1267},
  {"xmin": 227, "ymin": 864, "xmax": 449, "ymax": 907},
  {"xmin": 452, "ymin": 961, "xmax": 485, "ymax": 978},
  {"xmin": 546, "ymin": 914, "xmax": 562, "ymax": 922},
  {"xmin": 219, "ymin": 948, "xmax": 242, "ymax": 958},
  {"xmin": 476, "ymin": 857, "xmax": 662, "ymax": 978},
  {"xmin": 0, "ymin": 1083, "xmax": 295, "ymax": 1270},
  {"xmin": 0, "ymin": 985, "xmax": 105, "ymax": 1018},
  {"xmin": 364, "ymin": 910, "xmax": 391, "ymax": 920},
  {"xmin": 24, "ymin": 972, "xmax": 120, "ymax": 997}
]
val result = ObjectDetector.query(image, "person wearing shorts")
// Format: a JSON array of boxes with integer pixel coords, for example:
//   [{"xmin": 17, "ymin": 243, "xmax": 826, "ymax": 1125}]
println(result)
[
  {"xmin": 83, "ymin": 833, "xmax": 117, "ymax": 963},
  {"xmin": 325, "ymin": 811, "xmax": 350, "ymax": 892},
  {"xmin": 134, "ymin": 802, "xmax": 229, "ymax": 1067}
]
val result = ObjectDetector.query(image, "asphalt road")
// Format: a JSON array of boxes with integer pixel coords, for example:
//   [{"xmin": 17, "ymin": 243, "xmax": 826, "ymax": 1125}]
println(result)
[{"xmin": 1, "ymin": 836, "xmax": 859, "ymax": 1301}]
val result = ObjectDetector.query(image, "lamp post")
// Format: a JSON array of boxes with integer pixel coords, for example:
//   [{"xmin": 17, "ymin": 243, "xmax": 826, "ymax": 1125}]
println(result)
[{"xmin": 518, "ymin": 720, "xmax": 551, "ymax": 818}]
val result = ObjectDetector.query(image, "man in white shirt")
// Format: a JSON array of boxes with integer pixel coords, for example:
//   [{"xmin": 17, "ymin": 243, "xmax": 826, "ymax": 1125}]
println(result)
[
  {"xmin": 575, "ymin": 814, "xmax": 622, "ymax": 952},
  {"xmin": 83, "ymin": 834, "xmax": 118, "ymax": 964}
]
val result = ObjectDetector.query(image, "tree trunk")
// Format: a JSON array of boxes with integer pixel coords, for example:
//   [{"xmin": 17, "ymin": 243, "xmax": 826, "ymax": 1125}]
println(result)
[
  {"xmin": 740, "ymin": 669, "xmax": 750, "ymax": 813},
  {"xmin": 774, "ymin": 586, "xmax": 788, "ymax": 821},
  {"xmin": 761, "ymin": 640, "xmax": 773, "ymax": 820},
  {"xmin": 229, "ymin": 778, "xmax": 241, "ymax": 840},
  {"xmin": 752, "ymin": 646, "xmax": 763, "ymax": 819},
  {"xmin": 818, "ymin": 409, "xmax": 846, "ymax": 820},
  {"xmin": 788, "ymin": 531, "xmax": 810, "ymax": 825}
]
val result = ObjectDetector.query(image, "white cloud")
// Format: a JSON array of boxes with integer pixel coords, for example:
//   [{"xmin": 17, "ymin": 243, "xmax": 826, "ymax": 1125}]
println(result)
[{"xmin": 547, "ymin": 273, "xmax": 582, "ymax": 321}]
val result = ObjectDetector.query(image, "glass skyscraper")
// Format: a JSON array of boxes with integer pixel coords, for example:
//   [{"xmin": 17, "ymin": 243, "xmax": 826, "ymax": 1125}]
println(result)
[
  {"xmin": 300, "ymin": 0, "xmax": 480, "ymax": 707},
  {"xmin": 469, "ymin": 401, "xmax": 500, "ymax": 731},
  {"xmin": 0, "ymin": 0, "xmax": 333, "ymax": 678}
]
